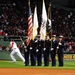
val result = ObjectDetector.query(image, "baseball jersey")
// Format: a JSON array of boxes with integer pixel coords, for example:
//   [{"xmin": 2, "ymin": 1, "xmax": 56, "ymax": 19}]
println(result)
[{"xmin": 10, "ymin": 41, "xmax": 18, "ymax": 50}]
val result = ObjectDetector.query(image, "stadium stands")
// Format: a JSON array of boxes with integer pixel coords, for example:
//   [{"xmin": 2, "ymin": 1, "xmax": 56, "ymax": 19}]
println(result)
[{"xmin": 0, "ymin": 0, "xmax": 75, "ymax": 52}]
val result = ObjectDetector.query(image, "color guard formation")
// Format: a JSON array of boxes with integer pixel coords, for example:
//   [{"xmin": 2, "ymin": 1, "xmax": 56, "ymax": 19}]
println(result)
[{"xmin": 23, "ymin": 35, "xmax": 65, "ymax": 67}]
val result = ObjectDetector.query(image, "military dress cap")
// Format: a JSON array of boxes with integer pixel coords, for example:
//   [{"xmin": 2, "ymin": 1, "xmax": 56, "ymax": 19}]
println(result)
[
  {"xmin": 59, "ymin": 35, "xmax": 63, "ymax": 38},
  {"xmin": 34, "ymin": 37, "xmax": 37, "ymax": 40},
  {"xmin": 37, "ymin": 35, "xmax": 41, "ymax": 38},
  {"xmin": 52, "ymin": 35, "xmax": 56, "ymax": 37}
]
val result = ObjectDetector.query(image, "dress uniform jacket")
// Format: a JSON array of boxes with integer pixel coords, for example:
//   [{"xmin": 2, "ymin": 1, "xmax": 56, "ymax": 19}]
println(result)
[
  {"xmin": 36, "ymin": 40, "xmax": 43, "ymax": 66},
  {"xmin": 57, "ymin": 40, "xmax": 65, "ymax": 66},
  {"xmin": 24, "ymin": 42, "xmax": 30, "ymax": 66},
  {"xmin": 43, "ymin": 39, "xmax": 50, "ymax": 66},
  {"xmin": 30, "ymin": 39, "xmax": 37, "ymax": 66},
  {"xmin": 50, "ymin": 40, "xmax": 58, "ymax": 66}
]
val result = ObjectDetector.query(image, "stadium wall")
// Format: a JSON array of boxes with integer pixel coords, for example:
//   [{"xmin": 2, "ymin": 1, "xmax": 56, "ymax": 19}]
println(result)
[
  {"xmin": 0, "ymin": 51, "xmax": 23, "ymax": 60},
  {"xmin": 0, "ymin": 51, "xmax": 75, "ymax": 61}
]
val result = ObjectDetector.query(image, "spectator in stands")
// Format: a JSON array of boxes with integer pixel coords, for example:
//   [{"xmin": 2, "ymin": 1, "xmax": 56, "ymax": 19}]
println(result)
[{"xmin": 0, "ymin": 45, "xmax": 2, "ymax": 51}]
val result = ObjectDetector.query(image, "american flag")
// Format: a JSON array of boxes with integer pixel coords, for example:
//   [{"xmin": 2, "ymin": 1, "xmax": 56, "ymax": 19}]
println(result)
[{"xmin": 27, "ymin": 6, "xmax": 32, "ymax": 45}]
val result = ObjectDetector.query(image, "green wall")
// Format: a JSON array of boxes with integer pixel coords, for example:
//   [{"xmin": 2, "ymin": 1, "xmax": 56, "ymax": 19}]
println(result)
[{"xmin": 0, "ymin": 51, "xmax": 23, "ymax": 60}]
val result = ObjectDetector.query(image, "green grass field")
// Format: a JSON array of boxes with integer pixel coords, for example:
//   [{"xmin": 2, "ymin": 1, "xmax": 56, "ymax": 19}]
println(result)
[{"xmin": 0, "ymin": 60, "xmax": 75, "ymax": 69}]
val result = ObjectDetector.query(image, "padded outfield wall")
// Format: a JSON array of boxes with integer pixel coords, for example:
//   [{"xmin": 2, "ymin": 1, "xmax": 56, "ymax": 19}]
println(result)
[
  {"xmin": 0, "ymin": 51, "xmax": 75, "ymax": 61},
  {"xmin": 0, "ymin": 36, "xmax": 75, "ymax": 60}
]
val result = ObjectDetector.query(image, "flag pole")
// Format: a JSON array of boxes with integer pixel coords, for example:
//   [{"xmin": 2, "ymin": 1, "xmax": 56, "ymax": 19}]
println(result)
[
  {"xmin": 28, "ymin": 0, "xmax": 30, "ymax": 7},
  {"xmin": 49, "ymin": 2, "xmax": 52, "ymax": 48},
  {"xmin": 47, "ymin": 2, "xmax": 52, "ymax": 35},
  {"xmin": 47, "ymin": 2, "xmax": 52, "ymax": 48},
  {"xmin": 49, "ymin": 2, "xmax": 52, "ymax": 36},
  {"xmin": 27, "ymin": 0, "xmax": 32, "ymax": 46},
  {"xmin": 28, "ymin": 0, "xmax": 33, "ymax": 41},
  {"xmin": 42, "ymin": 0, "xmax": 46, "ymax": 48},
  {"xmin": 46, "ymin": 2, "xmax": 50, "ymax": 36},
  {"xmin": 48, "ymin": 3, "xmax": 51, "ymax": 19},
  {"xmin": 27, "ymin": 0, "xmax": 30, "ymax": 46}
]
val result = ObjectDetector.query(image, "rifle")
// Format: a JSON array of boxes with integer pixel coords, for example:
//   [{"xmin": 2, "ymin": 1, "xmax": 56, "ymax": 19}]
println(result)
[{"xmin": 20, "ymin": 37, "xmax": 27, "ymax": 52}]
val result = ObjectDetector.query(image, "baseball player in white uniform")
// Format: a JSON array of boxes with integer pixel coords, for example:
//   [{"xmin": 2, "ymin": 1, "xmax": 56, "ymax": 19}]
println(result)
[{"xmin": 9, "ymin": 40, "xmax": 25, "ymax": 63}]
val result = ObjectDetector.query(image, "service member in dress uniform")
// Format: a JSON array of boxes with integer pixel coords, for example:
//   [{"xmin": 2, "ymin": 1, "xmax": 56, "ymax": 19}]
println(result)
[
  {"xmin": 50, "ymin": 35, "xmax": 58, "ymax": 66},
  {"xmin": 22, "ymin": 37, "xmax": 30, "ymax": 66},
  {"xmin": 43, "ymin": 35, "xmax": 50, "ymax": 66},
  {"xmin": 24, "ymin": 43, "xmax": 30, "ymax": 66},
  {"xmin": 36, "ymin": 35, "xmax": 43, "ymax": 66},
  {"xmin": 30, "ymin": 38, "xmax": 37, "ymax": 66},
  {"xmin": 57, "ymin": 35, "xmax": 65, "ymax": 67}
]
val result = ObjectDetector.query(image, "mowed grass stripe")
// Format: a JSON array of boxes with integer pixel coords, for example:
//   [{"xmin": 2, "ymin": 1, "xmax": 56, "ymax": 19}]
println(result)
[{"xmin": 0, "ymin": 61, "xmax": 75, "ymax": 69}]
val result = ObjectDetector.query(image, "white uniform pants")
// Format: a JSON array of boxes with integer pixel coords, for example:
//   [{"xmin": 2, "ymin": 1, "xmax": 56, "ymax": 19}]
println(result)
[{"xmin": 10, "ymin": 48, "xmax": 25, "ymax": 62}]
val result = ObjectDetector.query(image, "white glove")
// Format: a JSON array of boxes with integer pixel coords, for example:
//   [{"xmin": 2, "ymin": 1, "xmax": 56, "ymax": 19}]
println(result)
[
  {"xmin": 35, "ymin": 40, "xmax": 38, "ymax": 43},
  {"xmin": 22, "ymin": 43, "xmax": 24, "ymax": 45},
  {"xmin": 57, "ymin": 46, "xmax": 59, "ymax": 49},
  {"xmin": 59, "ymin": 42, "xmax": 62, "ymax": 45},
  {"xmin": 24, "ymin": 46, "xmax": 26, "ymax": 48},
  {"xmin": 36, "ymin": 49, "xmax": 39, "ymax": 52},
  {"xmin": 39, "ymin": 45, "xmax": 41, "ymax": 46},
  {"xmin": 43, "ymin": 48, "xmax": 46, "ymax": 51},
  {"xmin": 30, "ymin": 47, "xmax": 32, "ymax": 50},
  {"xmin": 51, "ymin": 48, "xmax": 54, "ymax": 51}
]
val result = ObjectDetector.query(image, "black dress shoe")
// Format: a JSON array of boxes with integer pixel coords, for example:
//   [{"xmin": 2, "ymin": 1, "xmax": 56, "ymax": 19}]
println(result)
[
  {"xmin": 59, "ymin": 65, "xmax": 63, "ymax": 67},
  {"xmin": 25, "ymin": 65, "xmax": 28, "ymax": 66},
  {"xmin": 44, "ymin": 65, "xmax": 49, "ymax": 66}
]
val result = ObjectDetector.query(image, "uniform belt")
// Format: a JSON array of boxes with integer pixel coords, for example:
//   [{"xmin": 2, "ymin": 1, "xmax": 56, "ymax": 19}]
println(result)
[{"xmin": 13, "ymin": 48, "xmax": 16, "ymax": 49}]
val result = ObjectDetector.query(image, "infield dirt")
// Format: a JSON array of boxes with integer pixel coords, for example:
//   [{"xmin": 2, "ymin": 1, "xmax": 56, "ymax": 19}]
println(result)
[{"xmin": 0, "ymin": 68, "xmax": 75, "ymax": 75}]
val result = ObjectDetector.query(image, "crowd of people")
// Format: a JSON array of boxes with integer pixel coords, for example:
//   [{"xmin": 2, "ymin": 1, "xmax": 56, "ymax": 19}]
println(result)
[
  {"xmin": 0, "ymin": 0, "xmax": 44, "ymax": 36},
  {"xmin": 0, "ymin": 1, "xmax": 75, "ymax": 37},
  {"xmin": 52, "ymin": 7, "xmax": 75, "ymax": 37},
  {"xmin": 51, "ymin": 6, "xmax": 75, "ymax": 52},
  {"xmin": 0, "ymin": 0, "xmax": 28, "ymax": 36}
]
